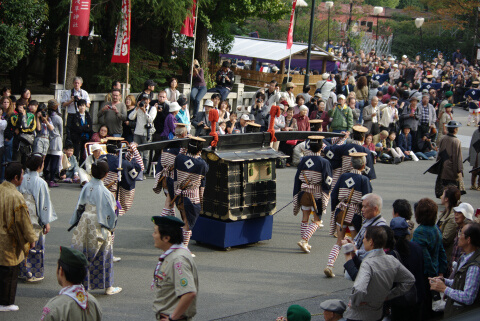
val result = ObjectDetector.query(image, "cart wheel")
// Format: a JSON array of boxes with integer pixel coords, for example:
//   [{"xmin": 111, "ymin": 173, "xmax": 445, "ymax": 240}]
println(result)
[{"xmin": 224, "ymin": 247, "xmax": 231, "ymax": 251}]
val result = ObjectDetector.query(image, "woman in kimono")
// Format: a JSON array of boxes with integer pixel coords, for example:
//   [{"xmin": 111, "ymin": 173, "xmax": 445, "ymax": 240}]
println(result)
[
  {"xmin": 18, "ymin": 154, "xmax": 57, "ymax": 281},
  {"xmin": 69, "ymin": 160, "xmax": 122, "ymax": 295}
]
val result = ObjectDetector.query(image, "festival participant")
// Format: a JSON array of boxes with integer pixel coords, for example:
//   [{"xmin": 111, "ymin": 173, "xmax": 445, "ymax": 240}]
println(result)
[
  {"xmin": 153, "ymin": 124, "xmax": 188, "ymax": 217},
  {"xmin": 39, "ymin": 247, "xmax": 102, "ymax": 320},
  {"xmin": 77, "ymin": 143, "xmax": 103, "ymax": 185},
  {"xmin": 437, "ymin": 103, "xmax": 454, "ymax": 145},
  {"xmin": 18, "ymin": 154, "xmax": 57, "ymax": 282},
  {"xmin": 151, "ymin": 216, "xmax": 198, "ymax": 321},
  {"xmin": 173, "ymin": 137, "xmax": 209, "ymax": 254},
  {"xmin": 468, "ymin": 121, "xmax": 480, "ymax": 190},
  {"xmin": 292, "ymin": 136, "xmax": 333, "ymax": 253},
  {"xmin": 324, "ymin": 153, "xmax": 372, "ymax": 278},
  {"xmin": 0, "ymin": 163, "xmax": 37, "ymax": 312},
  {"xmin": 69, "ymin": 160, "xmax": 122, "ymax": 295}
]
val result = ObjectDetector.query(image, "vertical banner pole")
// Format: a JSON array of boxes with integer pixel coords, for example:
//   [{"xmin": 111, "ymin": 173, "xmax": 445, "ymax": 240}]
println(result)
[{"xmin": 63, "ymin": 0, "xmax": 73, "ymax": 88}]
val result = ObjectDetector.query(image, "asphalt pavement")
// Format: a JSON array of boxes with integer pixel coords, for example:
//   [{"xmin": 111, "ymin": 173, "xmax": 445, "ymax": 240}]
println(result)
[{"xmin": 3, "ymin": 107, "xmax": 479, "ymax": 321}]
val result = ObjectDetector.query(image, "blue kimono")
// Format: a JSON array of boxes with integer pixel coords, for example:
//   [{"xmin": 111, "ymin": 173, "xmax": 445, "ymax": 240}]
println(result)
[
  {"xmin": 464, "ymin": 88, "xmax": 480, "ymax": 100},
  {"xmin": 293, "ymin": 153, "xmax": 333, "ymax": 216},
  {"xmin": 174, "ymin": 153, "xmax": 209, "ymax": 229},
  {"xmin": 329, "ymin": 170, "xmax": 372, "ymax": 235},
  {"xmin": 18, "ymin": 170, "xmax": 57, "ymax": 279}
]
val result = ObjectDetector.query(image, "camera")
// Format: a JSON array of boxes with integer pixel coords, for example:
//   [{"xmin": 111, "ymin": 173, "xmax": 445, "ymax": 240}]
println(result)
[
  {"xmin": 256, "ymin": 98, "xmax": 262, "ymax": 103},
  {"xmin": 145, "ymin": 123, "xmax": 152, "ymax": 129},
  {"xmin": 194, "ymin": 64, "xmax": 199, "ymax": 68},
  {"xmin": 38, "ymin": 103, "xmax": 47, "ymax": 118},
  {"xmin": 139, "ymin": 101, "xmax": 145, "ymax": 108}
]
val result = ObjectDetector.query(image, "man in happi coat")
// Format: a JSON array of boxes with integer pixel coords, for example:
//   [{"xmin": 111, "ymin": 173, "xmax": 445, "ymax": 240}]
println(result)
[
  {"xmin": 18, "ymin": 154, "xmax": 57, "ymax": 282},
  {"xmin": 153, "ymin": 124, "xmax": 188, "ymax": 217},
  {"xmin": 173, "ymin": 137, "xmax": 209, "ymax": 254},
  {"xmin": 324, "ymin": 153, "xmax": 372, "ymax": 278},
  {"xmin": 293, "ymin": 136, "xmax": 333, "ymax": 253},
  {"xmin": 69, "ymin": 160, "xmax": 122, "ymax": 295}
]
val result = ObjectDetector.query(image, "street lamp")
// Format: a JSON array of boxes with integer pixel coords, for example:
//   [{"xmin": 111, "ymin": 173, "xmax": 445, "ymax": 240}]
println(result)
[
  {"xmin": 373, "ymin": 6, "xmax": 383, "ymax": 55},
  {"xmin": 415, "ymin": 17, "xmax": 425, "ymax": 66},
  {"xmin": 304, "ymin": 0, "xmax": 316, "ymax": 87},
  {"xmin": 326, "ymin": 1, "xmax": 334, "ymax": 46},
  {"xmin": 294, "ymin": 0, "xmax": 308, "ymax": 42}
]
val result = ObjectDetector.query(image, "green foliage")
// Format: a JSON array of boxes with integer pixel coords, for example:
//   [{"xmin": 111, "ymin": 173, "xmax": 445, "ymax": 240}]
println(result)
[
  {"xmin": 0, "ymin": 0, "xmax": 48, "ymax": 72},
  {"xmin": 363, "ymin": 0, "xmax": 400, "ymax": 8}
]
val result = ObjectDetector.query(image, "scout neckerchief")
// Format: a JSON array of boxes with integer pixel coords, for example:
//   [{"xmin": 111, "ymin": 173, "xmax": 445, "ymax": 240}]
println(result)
[
  {"xmin": 59, "ymin": 284, "xmax": 88, "ymax": 310},
  {"xmin": 151, "ymin": 243, "xmax": 190, "ymax": 289}
]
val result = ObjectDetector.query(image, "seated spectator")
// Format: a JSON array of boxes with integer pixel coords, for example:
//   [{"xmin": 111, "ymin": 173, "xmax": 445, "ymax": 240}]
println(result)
[
  {"xmin": 293, "ymin": 95, "xmax": 305, "ymax": 115},
  {"xmin": 175, "ymin": 95, "xmax": 191, "ymax": 133},
  {"xmin": 190, "ymin": 59, "xmax": 207, "ymax": 115},
  {"xmin": 412, "ymin": 198, "xmax": 448, "ymax": 320},
  {"xmin": 251, "ymin": 93, "xmax": 268, "ymax": 130},
  {"xmin": 192, "ymin": 100, "xmax": 213, "ymax": 136},
  {"xmin": 77, "ymin": 143, "xmax": 103, "ymax": 184},
  {"xmin": 218, "ymin": 122, "xmax": 226, "ymax": 135},
  {"xmin": 373, "ymin": 130, "xmax": 388, "ymax": 158},
  {"xmin": 208, "ymin": 61, "xmax": 235, "ymax": 101},
  {"xmin": 415, "ymin": 133, "xmax": 437, "ymax": 160},
  {"xmin": 165, "ymin": 77, "xmax": 180, "ymax": 103},
  {"xmin": 384, "ymin": 130, "xmax": 405, "ymax": 163},
  {"xmin": 91, "ymin": 124, "xmax": 109, "ymax": 143},
  {"xmin": 363, "ymin": 133, "xmax": 377, "ymax": 161},
  {"xmin": 319, "ymin": 299, "xmax": 346, "ymax": 321},
  {"xmin": 69, "ymin": 99, "xmax": 93, "ymax": 164},
  {"xmin": 389, "ymin": 217, "xmax": 425, "ymax": 321},
  {"xmin": 293, "ymin": 105, "xmax": 310, "ymax": 132},
  {"xmin": 309, "ymin": 100, "xmax": 329, "ymax": 131},
  {"xmin": 234, "ymin": 114, "xmax": 250, "ymax": 134},
  {"xmin": 397, "ymin": 125, "xmax": 419, "ymax": 161},
  {"xmin": 343, "ymin": 226, "xmax": 415, "ymax": 321},
  {"xmin": 429, "ymin": 221, "xmax": 480, "ymax": 319},
  {"xmin": 218, "ymin": 100, "xmax": 230, "ymax": 124},
  {"xmin": 226, "ymin": 112, "xmax": 237, "ymax": 134},
  {"xmin": 276, "ymin": 304, "xmax": 311, "ymax": 321},
  {"xmin": 60, "ymin": 144, "xmax": 80, "ymax": 184}
]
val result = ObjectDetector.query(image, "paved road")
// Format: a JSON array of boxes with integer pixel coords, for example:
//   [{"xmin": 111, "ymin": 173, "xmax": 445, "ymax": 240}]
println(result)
[{"xmin": 4, "ymin": 107, "xmax": 479, "ymax": 321}]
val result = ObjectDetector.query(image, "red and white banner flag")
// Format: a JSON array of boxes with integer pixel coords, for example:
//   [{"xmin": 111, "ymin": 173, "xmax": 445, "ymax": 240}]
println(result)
[
  {"xmin": 69, "ymin": 0, "xmax": 91, "ymax": 37},
  {"xmin": 180, "ymin": 0, "xmax": 197, "ymax": 37},
  {"xmin": 286, "ymin": 0, "xmax": 297, "ymax": 49},
  {"xmin": 111, "ymin": 0, "xmax": 131, "ymax": 64}
]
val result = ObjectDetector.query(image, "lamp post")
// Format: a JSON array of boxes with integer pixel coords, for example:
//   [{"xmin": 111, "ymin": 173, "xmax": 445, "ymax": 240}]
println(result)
[
  {"xmin": 373, "ymin": 6, "xmax": 383, "ymax": 55},
  {"xmin": 326, "ymin": 1, "xmax": 334, "ymax": 45},
  {"xmin": 304, "ymin": 0, "xmax": 316, "ymax": 87},
  {"xmin": 294, "ymin": 0, "xmax": 309, "ymax": 42},
  {"xmin": 415, "ymin": 18, "xmax": 424, "ymax": 66}
]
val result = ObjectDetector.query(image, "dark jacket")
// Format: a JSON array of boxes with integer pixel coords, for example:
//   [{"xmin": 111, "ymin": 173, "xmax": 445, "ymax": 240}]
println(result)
[
  {"xmin": 397, "ymin": 132, "xmax": 412, "ymax": 153},
  {"xmin": 70, "ymin": 112, "xmax": 93, "ymax": 141}
]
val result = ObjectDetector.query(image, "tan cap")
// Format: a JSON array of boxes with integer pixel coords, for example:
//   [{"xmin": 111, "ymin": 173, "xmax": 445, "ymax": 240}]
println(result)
[
  {"xmin": 190, "ymin": 136, "xmax": 206, "ymax": 142},
  {"xmin": 106, "ymin": 136, "xmax": 124, "ymax": 141},
  {"xmin": 309, "ymin": 119, "xmax": 323, "ymax": 123},
  {"xmin": 308, "ymin": 135, "xmax": 325, "ymax": 140},
  {"xmin": 174, "ymin": 123, "xmax": 187, "ymax": 127},
  {"xmin": 350, "ymin": 152, "xmax": 367, "ymax": 157},
  {"xmin": 352, "ymin": 125, "xmax": 368, "ymax": 133},
  {"xmin": 247, "ymin": 122, "xmax": 261, "ymax": 127},
  {"xmin": 286, "ymin": 82, "xmax": 295, "ymax": 88}
]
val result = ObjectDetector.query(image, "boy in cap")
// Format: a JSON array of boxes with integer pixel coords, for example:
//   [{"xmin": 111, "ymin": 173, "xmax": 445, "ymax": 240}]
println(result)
[
  {"xmin": 319, "ymin": 299, "xmax": 346, "ymax": 321},
  {"xmin": 151, "ymin": 216, "xmax": 198, "ymax": 321},
  {"xmin": 276, "ymin": 304, "xmax": 311, "ymax": 321},
  {"xmin": 324, "ymin": 152, "xmax": 372, "ymax": 277},
  {"xmin": 40, "ymin": 247, "xmax": 102, "ymax": 320},
  {"xmin": 293, "ymin": 136, "xmax": 333, "ymax": 253},
  {"xmin": 173, "ymin": 137, "xmax": 209, "ymax": 253}
]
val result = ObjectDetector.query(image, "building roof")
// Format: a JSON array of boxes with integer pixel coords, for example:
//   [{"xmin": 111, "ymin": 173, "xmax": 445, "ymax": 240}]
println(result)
[{"xmin": 224, "ymin": 36, "xmax": 340, "ymax": 62}]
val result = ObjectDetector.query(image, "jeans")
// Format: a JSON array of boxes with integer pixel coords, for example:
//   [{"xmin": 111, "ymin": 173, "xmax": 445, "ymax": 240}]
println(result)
[
  {"xmin": 357, "ymin": 100, "xmax": 365, "ymax": 124},
  {"xmin": 190, "ymin": 86, "xmax": 207, "ymax": 116},
  {"xmin": 112, "ymin": 133, "xmax": 122, "ymax": 137},
  {"xmin": 208, "ymin": 86, "xmax": 231, "ymax": 101},
  {"xmin": 415, "ymin": 151, "xmax": 437, "ymax": 160}
]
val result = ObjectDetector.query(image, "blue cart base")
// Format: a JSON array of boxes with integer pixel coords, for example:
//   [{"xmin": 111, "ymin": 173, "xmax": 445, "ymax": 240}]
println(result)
[{"xmin": 191, "ymin": 215, "xmax": 273, "ymax": 249}]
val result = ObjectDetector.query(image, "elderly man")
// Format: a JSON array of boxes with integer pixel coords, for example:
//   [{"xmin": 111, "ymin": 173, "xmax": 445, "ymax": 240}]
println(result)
[
  {"xmin": 61, "ymin": 76, "xmax": 91, "ymax": 144},
  {"xmin": 429, "ymin": 222, "xmax": 480, "ymax": 318},
  {"xmin": 234, "ymin": 114, "xmax": 250, "ymax": 133},
  {"xmin": 191, "ymin": 100, "xmax": 214, "ymax": 136},
  {"xmin": 320, "ymin": 299, "xmax": 347, "ymax": 321},
  {"xmin": 378, "ymin": 96, "xmax": 400, "ymax": 133},
  {"xmin": 98, "ymin": 89, "xmax": 127, "ymax": 137},
  {"xmin": 362, "ymin": 96, "xmax": 380, "ymax": 135},
  {"xmin": 417, "ymin": 93, "xmax": 437, "ymax": 142},
  {"xmin": 344, "ymin": 226, "xmax": 415, "ymax": 321}
]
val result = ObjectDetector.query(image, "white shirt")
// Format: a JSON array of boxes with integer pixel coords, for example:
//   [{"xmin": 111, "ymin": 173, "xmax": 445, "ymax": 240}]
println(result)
[
  {"xmin": 61, "ymin": 89, "xmax": 91, "ymax": 114},
  {"xmin": 128, "ymin": 105, "xmax": 157, "ymax": 136},
  {"xmin": 0, "ymin": 118, "xmax": 7, "ymax": 148}
]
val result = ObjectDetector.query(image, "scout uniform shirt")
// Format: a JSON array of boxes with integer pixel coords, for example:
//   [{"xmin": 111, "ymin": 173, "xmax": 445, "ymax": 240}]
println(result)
[{"xmin": 153, "ymin": 246, "xmax": 198, "ymax": 320}]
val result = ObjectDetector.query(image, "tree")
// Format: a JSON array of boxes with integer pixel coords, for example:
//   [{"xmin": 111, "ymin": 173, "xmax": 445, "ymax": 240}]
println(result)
[{"xmin": 0, "ymin": 0, "xmax": 48, "ymax": 91}]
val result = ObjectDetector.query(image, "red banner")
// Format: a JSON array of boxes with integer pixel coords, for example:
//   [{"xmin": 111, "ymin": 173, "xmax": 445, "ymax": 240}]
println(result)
[
  {"xmin": 69, "ymin": 0, "xmax": 91, "ymax": 37},
  {"xmin": 286, "ymin": 0, "xmax": 297, "ymax": 49},
  {"xmin": 111, "ymin": 0, "xmax": 131, "ymax": 64},
  {"xmin": 180, "ymin": 0, "xmax": 197, "ymax": 38}
]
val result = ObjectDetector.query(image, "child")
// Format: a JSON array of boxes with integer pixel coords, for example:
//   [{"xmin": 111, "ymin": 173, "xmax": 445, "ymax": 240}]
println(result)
[
  {"xmin": 226, "ymin": 112, "xmax": 237, "ymax": 134},
  {"xmin": 69, "ymin": 99, "xmax": 93, "ymax": 165},
  {"xmin": 60, "ymin": 144, "xmax": 80, "ymax": 184},
  {"xmin": 218, "ymin": 122, "xmax": 226, "ymax": 135}
]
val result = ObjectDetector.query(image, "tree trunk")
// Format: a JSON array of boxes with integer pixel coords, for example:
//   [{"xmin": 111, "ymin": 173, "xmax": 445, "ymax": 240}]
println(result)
[
  {"xmin": 195, "ymin": 20, "xmax": 209, "ymax": 65},
  {"xmin": 65, "ymin": 35, "xmax": 80, "ymax": 89}
]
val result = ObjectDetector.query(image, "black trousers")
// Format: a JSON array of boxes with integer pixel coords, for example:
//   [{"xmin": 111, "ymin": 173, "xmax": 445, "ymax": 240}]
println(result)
[
  {"xmin": 0, "ymin": 264, "xmax": 20, "ymax": 305},
  {"xmin": 44, "ymin": 154, "xmax": 61, "ymax": 182}
]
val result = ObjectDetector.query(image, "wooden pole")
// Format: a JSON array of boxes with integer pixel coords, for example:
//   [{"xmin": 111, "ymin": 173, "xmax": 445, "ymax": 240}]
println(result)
[{"xmin": 63, "ymin": 0, "xmax": 73, "ymax": 88}]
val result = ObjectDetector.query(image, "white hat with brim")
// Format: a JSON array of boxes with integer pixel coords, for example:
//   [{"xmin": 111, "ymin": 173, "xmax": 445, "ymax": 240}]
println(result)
[
  {"xmin": 453, "ymin": 203, "xmax": 474, "ymax": 221},
  {"xmin": 90, "ymin": 144, "xmax": 102, "ymax": 153},
  {"xmin": 338, "ymin": 94, "xmax": 346, "ymax": 100},
  {"xmin": 322, "ymin": 73, "xmax": 329, "ymax": 80},
  {"xmin": 204, "ymin": 100, "xmax": 214, "ymax": 107},
  {"xmin": 240, "ymin": 114, "xmax": 250, "ymax": 121},
  {"xmin": 169, "ymin": 102, "xmax": 181, "ymax": 113}
]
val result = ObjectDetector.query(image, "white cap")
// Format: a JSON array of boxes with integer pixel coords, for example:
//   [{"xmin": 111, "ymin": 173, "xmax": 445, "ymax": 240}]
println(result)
[
  {"xmin": 322, "ymin": 73, "xmax": 329, "ymax": 80},
  {"xmin": 402, "ymin": 55, "xmax": 407, "ymax": 58},
  {"xmin": 204, "ymin": 100, "xmax": 213, "ymax": 107},
  {"xmin": 240, "ymin": 114, "xmax": 250, "ymax": 121},
  {"xmin": 338, "ymin": 94, "xmax": 346, "ymax": 100},
  {"xmin": 453, "ymin": 203, "xmax": 474, "ymax": 221},
  {"xmin": 393, "ymin": 64, "xmax": 398, "ymax": 68},
  {"xmin": 90, "ymin": 143, "xmax": 102, "ymax": 152},
  {"xmin": 169, "ymin": 102, "xmax": 181, "ymax": 112}
]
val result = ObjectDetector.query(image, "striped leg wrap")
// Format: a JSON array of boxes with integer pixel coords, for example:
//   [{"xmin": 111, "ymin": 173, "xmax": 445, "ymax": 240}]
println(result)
[
  {"xmin": 301, "ymin": 221, "xmax": 308, "ymax": 240},
  {"xmin": 183, "ymin": 229, "xmax": 192, "ymax": 247},
  {"xmin": 169, "ymin": 208, "xmax": 175, "ymax": 216},
  {"xmin": 304, "ymin": 222, "xmax": 319, "ymax": 241},
  {"xmin": 160, "ymin": 208, "xmax": 170, "ymax": 217},
  {"xmin": 327, "ymin": 244, "xmax": 341, "ymax": 267}
]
